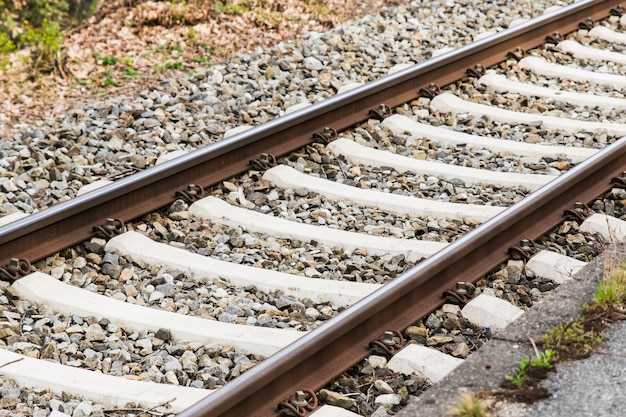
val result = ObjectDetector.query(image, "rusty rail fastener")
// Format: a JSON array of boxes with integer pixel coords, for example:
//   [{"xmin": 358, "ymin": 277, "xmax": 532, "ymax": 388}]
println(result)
[
  {"xmin": 249, "ymin": 153, "xmax": 277, "ymax": 171},
  {"xmin": 466, "ymin": 64, "xmax": 486, "ymax": 78},
  {"xmin": 312, "ymin": 127, "xmax": 337, "ymax": 144},
  {"xmin": 419, "ymin": 83, "xmax": 441, "ymax": 99},
  {"xmin": 611, "ymin": 5, "xmax": 625, "ymax": 16},
  {"xmin": 508, "ymin": 238, "xmax": 537, "ymax": 261},
  {"xmin": 93, "ymin": 218, "xmax": 126, "ymax": 239},
  {"xmin": 611, "ymin": 173, "xmax": 626, "ymax": 188},
  {"xmin": 443, "ymin": 281, "xmax": 476, "ymax": 305},
  {"xmin": 277, "ymin": 389, "xmax": 318, "ymax": 417},
  {"xmin": 507, "ymin": 47, "xmax": 526, "ymax": 61},
  {"xmin": 564, "ymin": 202, "xmax": 592, "ymax": 222},
  {"xmin": 176, "ymin": 184, "xmax": 206, "ymax": 203},
  {"xmin": 0, "ymin": 258, "xmax": 31, "ymax": 282},
  {"xmin": 369, "ymin": 104, "xmax": 392, "ymax": 121},
  {"xmin": 369, "ymin": 330, "xmax": 405, "ymax": 355},
  {"xmin": 545, "ymin": 32, "xmax": 563, "ymax": 44},
  {"xmin": 578, "ymin": 18, "xmax": 595, "ymax": 30}
]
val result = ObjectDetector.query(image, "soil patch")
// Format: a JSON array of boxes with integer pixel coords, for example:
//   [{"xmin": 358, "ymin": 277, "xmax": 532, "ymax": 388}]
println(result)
[
  {"xmin": 0, "ymin": 0, "xmax": 401, "ymax": 138},
  {"xmin": 489, "ymin": 304, "xmax": 626, "ymax": 405}
]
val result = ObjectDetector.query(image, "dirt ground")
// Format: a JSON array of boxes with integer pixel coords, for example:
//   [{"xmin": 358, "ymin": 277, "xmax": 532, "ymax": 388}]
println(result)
[{"xmin": 0, "ymin": 0, "xmax": 402, "ymax": 138}]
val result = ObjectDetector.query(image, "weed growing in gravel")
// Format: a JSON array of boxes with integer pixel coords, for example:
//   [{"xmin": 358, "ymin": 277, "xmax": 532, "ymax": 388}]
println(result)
[
  {"xmin": 505, "ymin": 357, "xmax": 529, "ymax": 389},
  {"xmin": 504, "ymin": 349, "xmax": 554, "ymax": 389},
  {"xmin": 542, "ymin": 319, "xmax": 603, "ymax": 361},
  {"xmin": 489, "ymin": 250, "xmax": 626, "ymax": 406},
  {"xmin": 92, "ymin": 52, "xmax": 119, "ymax": 66},
  {"xmin": 531, "ymin": 349, "xmax": 554, "ymax": 369},
  {"xmin": 595, "ymin": 260, "xmax": 626, "ymax": 308},
  {"xmin": 449, "ymin": 391, "xmax": 489, "ymax": 417}
]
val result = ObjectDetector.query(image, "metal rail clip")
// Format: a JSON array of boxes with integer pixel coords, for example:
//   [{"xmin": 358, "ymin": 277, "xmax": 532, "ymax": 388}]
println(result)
[
  {"xmin": 545, "ymin": 32, "xmax": 563, "ymax": 44},
  {"xmin": 419, "ymin": 83, "xmax": 441, "ymax": 99},
  {"xmin": 249, "ymin": 153, "xmax": 277, "ymax": 171},
  {"xmin": 369, "ymin": 330, "xmax": 405, "ymax": 355},
  {"xmin": 369, "ymin": 104, "xmax": 392, "ymax": 121},
  {"xmin": 277, "ymin": 389, "xmax": 318, "ymax": 417},
  {"xmin": 175, "ymin": 184, "xmax": 206, "ymax": 203},
  {"xmin": 312, "ymin": 127, "xmax": 337, "ymax": 144},
  {"xmin": 93, "ymin": 218, "xmax": 126, "ymax": 239},
  {"xmin": 508, "ymin": 238, "xmax": 537, "ymax": 261},
  {"xmin": 564, "ymin": 202, "xmax": 592, "ymax": 222},
  {"xmin": 578, "ymin": 18, "xmax": 595, "ymax": 30},
  {"xmin": 0, "ymin": 258, "xmax": 31, "ymax": 282},
  {"xmin": 443, "ymin": 281, "xmax": 476, "ymax": 305},
  {"xmin": 507, "ymin": 47, "xmax": 526, "ymax": 61},
  {"xmin": 466, "ymin": 64, "xmax": 486, "ymax": 78}
]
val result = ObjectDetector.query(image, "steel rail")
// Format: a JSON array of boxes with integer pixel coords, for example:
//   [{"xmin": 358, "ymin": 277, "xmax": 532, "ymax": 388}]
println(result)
[
  {"xmin": 177, "ymin": 138, "xmax": 626, "ymax": 417},
  {"xmin": 0, "ymin": 0, "xmax": 619, "ymax": 267}
]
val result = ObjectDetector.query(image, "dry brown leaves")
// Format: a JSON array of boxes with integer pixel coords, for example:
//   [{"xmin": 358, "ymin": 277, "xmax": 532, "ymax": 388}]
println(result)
[{"xmin": 0, "ymin": 0, "xmax": 400, "ymax": 138}]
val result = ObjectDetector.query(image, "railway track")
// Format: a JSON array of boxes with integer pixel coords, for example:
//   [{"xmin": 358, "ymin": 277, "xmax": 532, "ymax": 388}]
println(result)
[{"xmin": 2, "ymin": 0, "xmax": 626, "ymax": 416}]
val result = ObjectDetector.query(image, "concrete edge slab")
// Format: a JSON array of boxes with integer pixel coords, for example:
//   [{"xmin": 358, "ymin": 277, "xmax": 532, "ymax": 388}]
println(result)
[{"xmin": 395, "ymin": 243, "xmax": 620, "ymax": 417}]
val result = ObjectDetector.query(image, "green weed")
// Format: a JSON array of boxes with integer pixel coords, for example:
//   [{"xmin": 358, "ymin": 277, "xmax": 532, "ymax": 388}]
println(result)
[
  {"xmin": 103, "ymin": 76, "xmax": 118, "ymax": 87},
  {"xmin": 505, "ymin": 350, "xmax": 554, "ymax": 389},
  {"xmin": 165, "ymin": 61, "xmax": 183, "ymax": 70},
  {"xmin": 93, "ymin": 53, "xmax": 119, "ymax": 66},
  {"xmin": 20, "ymin": 19, "xmax": 63, "ymax": 72},
  {"xmin": 531, "ymin": 349, "xmax": 554, "ymax": 370},
  {"xmin": 595, "ymin": 262, "xmax": 626, "ymax": 308}
]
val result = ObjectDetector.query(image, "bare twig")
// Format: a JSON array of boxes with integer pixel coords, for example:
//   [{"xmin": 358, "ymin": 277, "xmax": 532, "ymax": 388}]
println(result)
[
  {"xmin": 528, "ymin": 336, "xmax": 540, "ymax": 358},
  {"xmin": 0, "ymin": 357, "xmax": 23, "ymax": 369},
  {"xmin": 104, "ymin": 397, "xmax": 177, "ymax": 416}
]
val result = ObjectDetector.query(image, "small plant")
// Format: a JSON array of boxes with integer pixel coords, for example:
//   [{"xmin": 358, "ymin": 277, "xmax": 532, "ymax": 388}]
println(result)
[
  {"xmin": 531, "ymin": 349, "xmax": 555, "ymax": 370},
  {"xmin": 20, "ymin": 18, "xmax": 63, "ymax": 72},
  {"xmin": 505, "ymin": 356, "xmax": 529, "ymax": 388},
  {"xmin": 213, "ymin": 1, "xmax": 252, "ymax": 15},
  {"xmin": 595, "ymin": 261, "xmax": 626, "ymax": 308},
  {"xmin": 121, "ymin": 56, "xmax": 134, "ymax": 67},
  {"xmin": 186, "ymin": 27, "xmax": 198, "ymax": 42},
  {"xmin": 505, "ymin": 372, "xmax": 523, "ymax": 389},
  {"xmin": 172, "ymin": 43, "xmax": 184, "ymax": 54},
  {"xmin": 449, "ymin": 391, "xmax": 489, "ymax": 417},
  {"xmin": 165, "ymin": 61, "xmax": 183, "ymax": 70},
  {"xmin": 123, "ymin": 69, "xmax": 139, "ymax": 77},
  {"xmin": 103, "ymin": 76, "xmax": 118, "ymax": 87},
  {"xmin": 505, "ymin": 349, "xmax": 554, "ymax": 389},
  {"xmin": 194, "ymin": 55, "xmax": 211, "ymax": 63},
  {"xmin": 93, "ymin": 53, "xmax": 119, "ymax": 66}
]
